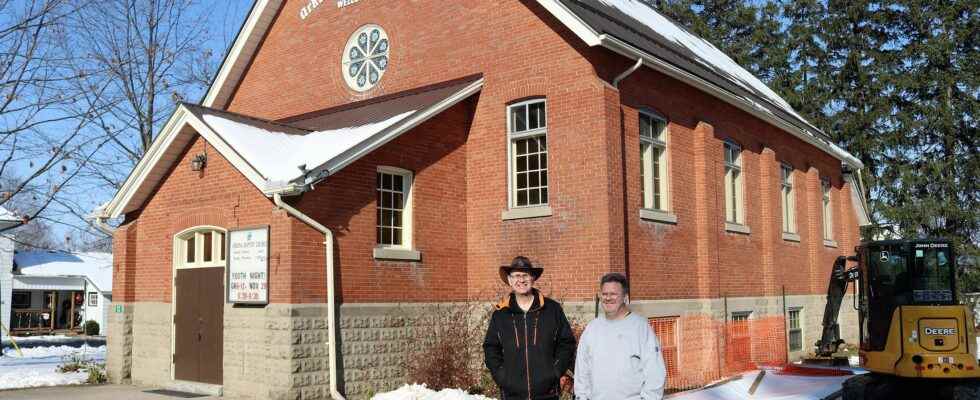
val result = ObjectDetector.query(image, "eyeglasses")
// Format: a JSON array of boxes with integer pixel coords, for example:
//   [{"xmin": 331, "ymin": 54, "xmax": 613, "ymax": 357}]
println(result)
[{"xmin": 508, "ymin": 273, "xmax": 532, "ymax": 281}]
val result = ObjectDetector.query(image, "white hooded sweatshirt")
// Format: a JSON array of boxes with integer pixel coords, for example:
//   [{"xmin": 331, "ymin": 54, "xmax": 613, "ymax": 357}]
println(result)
[{"xmin": 574, "ymin": 312, "xmax": 667, "ymax": 400}]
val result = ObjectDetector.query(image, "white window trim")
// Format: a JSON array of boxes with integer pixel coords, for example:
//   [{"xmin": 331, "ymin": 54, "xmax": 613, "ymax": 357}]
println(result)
[
  {"xmin": 788, "ymin": 307, "xmax": 804, "ymax": 352},
  {"xmin": 175, "ymin": 226, "xmax": 227, "ymax": 269},
  {"xmin": 640, "ymin": 208, "xmax": 677, "ymax": 224},
  {"xmin": 375, "ymin": 166, "xmax": 415, "ymax": 254},
  {"xmin": 781, "ymin": 163, "xmax": 796, "ymax": 235},
  {"xmin": 821, "ymin": 178, "xmax": 833, "ymax": 241},
  {"xmin": 723, "ymin": 140, "xmax": 744, "ymax": 225},
  {"xmin": 506, "ymin": 99, "xmax": 550, "ymax": 214},
  {"xmin": 640, "ymin": 111, "xmax": 671, "ymax": 214},
  {"xmin": 88, "ymin": 292, "xmax": 98, "ymax": 307}
]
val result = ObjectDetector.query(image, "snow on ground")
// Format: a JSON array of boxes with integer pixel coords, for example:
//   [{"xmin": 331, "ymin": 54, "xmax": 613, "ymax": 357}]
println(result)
[
  {"xmin": 0, "ymin": 344, "xmax": 105, "ymax": 390},
  {"xmin": 371, "ymin": 384, "xmax": 496, "ymax": 400},
  {"xmin": 2, "ymin": 335, "xmax": 79, "ymax": 345},
  {"xmin": 668, "ymin": 369, "xmax": 854, "ymax": 400}
]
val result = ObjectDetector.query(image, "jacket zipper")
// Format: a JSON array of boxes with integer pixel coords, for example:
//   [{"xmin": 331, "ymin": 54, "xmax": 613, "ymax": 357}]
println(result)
[{"xmin": 524, "ymin": 313, "xmax": 532, "ymax": 400}]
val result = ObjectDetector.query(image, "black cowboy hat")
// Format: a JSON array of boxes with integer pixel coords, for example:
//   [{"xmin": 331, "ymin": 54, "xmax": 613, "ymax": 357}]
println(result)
[{"xmin": 499, "ymin": 256, "xmax": 543, "ymax": 285}]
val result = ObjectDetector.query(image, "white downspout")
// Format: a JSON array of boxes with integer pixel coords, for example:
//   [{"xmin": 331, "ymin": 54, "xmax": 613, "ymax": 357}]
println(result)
[
  {"xmin": 612, "ymin": 57, "xmax": 643, "ymax": 88},
  {"xmin": 272, "ymin": 192, "xmax": 344, "ymax": 400}
]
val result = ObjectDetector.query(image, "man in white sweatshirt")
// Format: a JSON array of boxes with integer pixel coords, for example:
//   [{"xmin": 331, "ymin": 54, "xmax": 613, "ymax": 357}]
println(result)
[{"xmin": 574, "ymin": 273, "xmax": 666, "ymax": 400}]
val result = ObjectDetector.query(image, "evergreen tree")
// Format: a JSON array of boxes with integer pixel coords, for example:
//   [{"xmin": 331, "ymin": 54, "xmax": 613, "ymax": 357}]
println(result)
[
  {"xmin": 780, "ymin": 0, "xmax": 830, "ymax": 130},
  {"xmin": 655, "ymin": 0, "xmax": 978, "ymax": 259},
  {"xmin": 881, "ymin": 0, "xmax": 979, "ymax": 253},
  {"xmin": 656, "ymin": 0, "xmax": 765, "ymax": 72},
  {"xmin": 821, "ymin": 0, "xmax": 898, "ymax": 230}
]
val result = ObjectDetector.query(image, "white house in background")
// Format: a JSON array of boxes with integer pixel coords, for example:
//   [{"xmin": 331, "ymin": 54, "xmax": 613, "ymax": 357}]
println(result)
[
  {"xmin": 0, "ymin": 207, "xmax": 21, "ymax": 342},
  {"xmin": 2, "ymin": 251, "xmax": 112, "ymax": 336}
]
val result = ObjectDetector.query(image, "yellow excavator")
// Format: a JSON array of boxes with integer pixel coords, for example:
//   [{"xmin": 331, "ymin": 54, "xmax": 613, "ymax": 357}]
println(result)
[{"xmin": 815, "ymin": 239, "xmax": 980, "ymax": 399}]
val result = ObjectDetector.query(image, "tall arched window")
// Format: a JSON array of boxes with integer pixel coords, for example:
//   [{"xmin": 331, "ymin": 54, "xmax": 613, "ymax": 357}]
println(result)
[{"xmin": 175, "ymin": 227, "xmax": 226, "ymax": 268}]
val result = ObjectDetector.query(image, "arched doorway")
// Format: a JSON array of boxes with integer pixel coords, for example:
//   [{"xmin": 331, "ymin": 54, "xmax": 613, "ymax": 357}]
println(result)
[{"xmin": 172, "ymin": 227, "xmax": 226, "ymax": 385}]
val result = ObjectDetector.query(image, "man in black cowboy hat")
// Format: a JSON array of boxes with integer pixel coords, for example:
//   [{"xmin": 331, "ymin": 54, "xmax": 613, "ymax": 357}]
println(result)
[{"xmin": 483, "ymin": 256, "xmax": 576, "ymax": 400}]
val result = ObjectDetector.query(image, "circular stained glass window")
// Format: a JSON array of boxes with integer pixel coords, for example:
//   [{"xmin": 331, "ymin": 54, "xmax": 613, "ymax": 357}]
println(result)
[{"xmin": 341, "ymin": 24, "xmax": 389, "ymax": 92}]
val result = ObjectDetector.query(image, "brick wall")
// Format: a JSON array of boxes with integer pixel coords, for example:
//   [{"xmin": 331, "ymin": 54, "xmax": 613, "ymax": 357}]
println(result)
[
  {"xmin": 115, "ymin": 134, "xmax": 297, "ymax": 303},
  {"xmin": 224, "ymin": 0, "xmax": 627, "ymax": 302},
  {"xmin": 117, "ymin": 0, "xmax": 863, "ymax": 305}
]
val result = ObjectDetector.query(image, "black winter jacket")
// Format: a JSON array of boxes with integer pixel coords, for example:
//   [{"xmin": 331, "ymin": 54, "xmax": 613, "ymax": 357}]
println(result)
[{"xmin": 483, "ymin": 289, "xmax": 576, "ymax": 400}]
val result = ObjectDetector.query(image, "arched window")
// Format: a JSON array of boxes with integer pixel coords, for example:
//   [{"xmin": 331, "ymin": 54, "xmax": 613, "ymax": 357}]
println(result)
[{"xmin": 175, "ymin": 227, "xmax": 226, "ymax": 268}]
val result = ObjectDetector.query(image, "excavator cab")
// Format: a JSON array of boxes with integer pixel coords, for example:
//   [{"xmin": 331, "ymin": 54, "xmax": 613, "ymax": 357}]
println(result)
[{"xmin": 859, "ymin": 240, "xmax": 958, "ymax": 354}]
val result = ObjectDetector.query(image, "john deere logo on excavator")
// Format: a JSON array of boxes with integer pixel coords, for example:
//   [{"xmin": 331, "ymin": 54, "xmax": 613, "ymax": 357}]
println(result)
[{"xmin": 924, "ymin": 327, "xmax": 957, "ymax": 336}]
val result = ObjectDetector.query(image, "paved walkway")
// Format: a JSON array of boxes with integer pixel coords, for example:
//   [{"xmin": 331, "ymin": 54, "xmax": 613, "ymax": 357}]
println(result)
[{"xmin": 0, "ymin": 384, "xmax": 221, "ymax": 399}]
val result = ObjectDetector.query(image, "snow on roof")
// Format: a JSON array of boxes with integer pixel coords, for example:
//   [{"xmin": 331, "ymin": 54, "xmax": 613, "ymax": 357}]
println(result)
[
  {"xmin": 14, "ymin": 251, "xmax": 113, "ymax": 293},
  {"xmin": 0, "ymin": 206, "xmax": 18, "ymax": 222},
  {"xmin": 594, "ymin": 0, "xmax": 805, "ymax": 123},
  {"xmin": 201, "ymin": 110, "xmax": 414, "ymax": 187}
]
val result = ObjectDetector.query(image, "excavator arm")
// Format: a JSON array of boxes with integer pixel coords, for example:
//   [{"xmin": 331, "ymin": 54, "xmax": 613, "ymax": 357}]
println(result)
[{"xmin": 815, "ymin": 255, "xmax": 860, "ymax": 357}]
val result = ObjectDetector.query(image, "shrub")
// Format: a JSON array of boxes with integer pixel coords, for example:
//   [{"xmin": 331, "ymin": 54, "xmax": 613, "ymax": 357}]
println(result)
[
  {"xmin": 58, "ymin": 352, "xmax": 88, "ymax": 373},
  {"xmin": 403, "ymin": 302, "xmax": 492, "ymax": 394},
  {"xmin": 83, "ymin": 320, "xmax": 100, "ymax": 336},
  {"xmin": 86, "ymin": 363, "xmax": 107, "ymax": 384}
]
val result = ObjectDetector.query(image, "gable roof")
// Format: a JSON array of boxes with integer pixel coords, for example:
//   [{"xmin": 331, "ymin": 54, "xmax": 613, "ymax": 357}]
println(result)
[
  {"xmin": 98, "ymin": 74, "xmax": 484, "ymax": 218},
  {"xmin": 14, "ymin": 251, "xmax": 113, "ymax": 293},
  {"xmin": 200, "ymin": 0, "xmax": 861, "ymax": 170},
  {"xmin": 537, "ymin": 0, "xmax": 863, "ymax": 169}
]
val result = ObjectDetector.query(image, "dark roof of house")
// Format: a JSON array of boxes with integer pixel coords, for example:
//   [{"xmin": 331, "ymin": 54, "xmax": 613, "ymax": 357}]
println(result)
[
  {"xmin": 280, "ymin": 73, "xmax": 483, "ymax": 131},
  {"xmin": 558, "ymin": 0, "xmax": 829, "ymax": 141}
]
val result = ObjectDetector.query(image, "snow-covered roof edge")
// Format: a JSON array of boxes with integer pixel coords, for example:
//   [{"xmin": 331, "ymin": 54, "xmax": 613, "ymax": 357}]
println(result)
[
  {"xmin": 0, "ymin": 206, "xmax": 22, "ymax": 231},
  {"xmin": 537, "ymin": 0, "xmax": 864, "ymax": 170},
  {"xmin": 98, "ymin": 77, "xmax": 485, "ymax": 219},
  {"xmin": 14, "ymin": 251, "xmax": 113, "ymax": 293}
]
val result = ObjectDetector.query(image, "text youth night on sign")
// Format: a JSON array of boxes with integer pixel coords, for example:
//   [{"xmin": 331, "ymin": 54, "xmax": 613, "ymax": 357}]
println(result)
[{"xmin": 227, "ymin": 227, "xmax": 269, "ymax": 304}]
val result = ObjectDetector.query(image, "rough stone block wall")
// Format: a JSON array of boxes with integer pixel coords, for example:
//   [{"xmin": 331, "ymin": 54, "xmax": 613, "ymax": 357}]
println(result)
[
  {"xmin": 105, "ymin": 302, "xmax": 134, "ymax": 383},
  {"xmin": 130, "ymin": 302, "xmax": 173, "ymax": 387},
  {"xmin": 223, "ymin": 304, "xmax": 330, "ymax": 400}
]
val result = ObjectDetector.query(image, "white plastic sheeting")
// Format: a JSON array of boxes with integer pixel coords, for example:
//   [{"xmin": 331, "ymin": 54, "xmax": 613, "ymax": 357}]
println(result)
[{"xmin": 668, "ymin": 369, "xmax": 855, "ymax": 400}]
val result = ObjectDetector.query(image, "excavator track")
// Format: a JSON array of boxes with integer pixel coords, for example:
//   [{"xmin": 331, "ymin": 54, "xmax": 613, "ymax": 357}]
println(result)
[{"xmin": 842, "ymin": 373, "xmax": 980, "ymax": 400}]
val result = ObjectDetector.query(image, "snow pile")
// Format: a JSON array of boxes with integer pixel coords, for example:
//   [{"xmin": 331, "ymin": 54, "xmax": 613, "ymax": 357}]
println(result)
[
  {"xmin": 0, "ymin": 344, "xmax": 106, "ymax": 390},
  {"xmin": 371, "ymin": 384, "xmax": 496, "ymax": 400},
  {"xmin": 202, "ymin": 110, "xmax": 415, "ymax": 185}
]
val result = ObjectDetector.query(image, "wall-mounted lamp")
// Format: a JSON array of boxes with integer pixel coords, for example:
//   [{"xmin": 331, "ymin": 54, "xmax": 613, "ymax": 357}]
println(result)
[{"xmin": 190, "ymin": 153, "xmax": 207, "ymax": 171}]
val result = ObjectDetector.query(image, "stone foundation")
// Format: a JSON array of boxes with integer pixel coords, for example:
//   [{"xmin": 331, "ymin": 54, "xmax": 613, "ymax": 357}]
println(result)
[{"xmin": 107, "ymin": 294, "xmax": 857, "ymax": 398}]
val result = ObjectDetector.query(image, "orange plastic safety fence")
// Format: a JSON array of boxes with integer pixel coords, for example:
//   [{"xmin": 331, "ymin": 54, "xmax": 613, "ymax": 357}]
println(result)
[{"xmin": 649, "ymin": 314, "xmax": 788, "ymax": 391}]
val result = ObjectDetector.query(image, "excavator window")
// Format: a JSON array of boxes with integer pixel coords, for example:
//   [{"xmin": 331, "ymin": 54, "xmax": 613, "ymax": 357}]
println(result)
[
  {"xmin": 910, "ymin": 246, "xmax": 954, "ymax": 303},
  {"xmin": 865, "ymin": 245, "xmax": 910, "ymax": 350}
]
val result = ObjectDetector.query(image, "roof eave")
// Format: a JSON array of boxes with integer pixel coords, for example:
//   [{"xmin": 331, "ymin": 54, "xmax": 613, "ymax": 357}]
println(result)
[
  {"xmin": 537, "ymin": 0, "xmax": 602, "ymax": 46},
  {"xmin": 101, "ymin": 105, "xmax": 272, "ymax": 219},
  {"xmin": 599, "ymin": 35, "xmax": 864, "ymax": 170},
  {"xmin": 296, "ymin": 77, "xmax": 486, "ymax": 190}
]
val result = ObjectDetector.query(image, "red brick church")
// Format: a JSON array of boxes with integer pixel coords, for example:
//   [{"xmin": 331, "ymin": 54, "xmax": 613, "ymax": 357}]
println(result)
[{"xmin": 97, "ymin": 0, "xmax": 870, "ymax": 398}]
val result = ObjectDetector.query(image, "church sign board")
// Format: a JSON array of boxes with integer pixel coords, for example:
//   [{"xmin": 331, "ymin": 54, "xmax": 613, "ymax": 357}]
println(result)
[{"xmin": 227, "ymin": 226, "xmax": 270, "ymax": 305}]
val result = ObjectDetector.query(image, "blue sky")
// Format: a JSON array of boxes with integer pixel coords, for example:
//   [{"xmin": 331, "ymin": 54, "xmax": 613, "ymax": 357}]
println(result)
[{"xmin": 3, "ymin": 0, "xmax": 255, "ymax": 250}]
